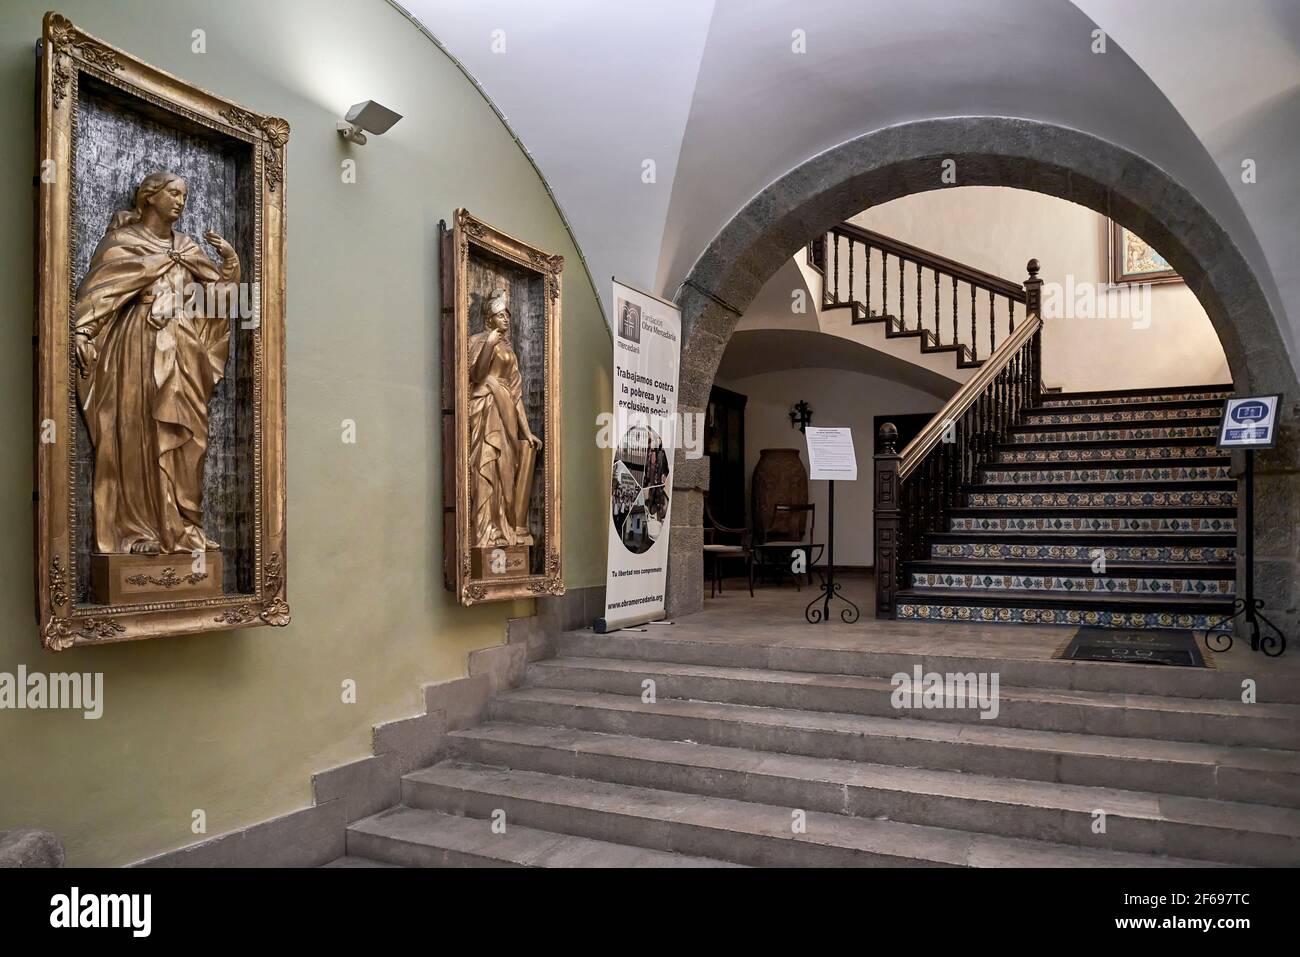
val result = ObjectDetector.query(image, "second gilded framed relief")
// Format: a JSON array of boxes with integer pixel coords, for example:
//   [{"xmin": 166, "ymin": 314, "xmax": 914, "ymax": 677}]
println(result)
[
  {"xmin": 440, "ymin": 209, "xmax": 564, "ymax": 605},
  {"xmin": 35, "ymin": 13, "xmax": 290, "ymax": 650}
]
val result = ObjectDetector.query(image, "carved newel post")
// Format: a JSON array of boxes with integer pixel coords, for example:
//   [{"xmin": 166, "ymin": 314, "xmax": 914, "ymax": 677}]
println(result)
[
  {"xmin": 1024, "ymin": 258, "xmax": 1043, "ymax": 406},
  {"xmin": 874, "ymin": 422, "xmax": 902, "ymax": 618}
]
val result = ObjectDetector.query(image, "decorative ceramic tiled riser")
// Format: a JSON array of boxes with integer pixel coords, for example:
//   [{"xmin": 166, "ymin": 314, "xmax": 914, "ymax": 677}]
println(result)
[
  {"xmin": 998, "ymin": 446, "xmax": 1223, "ymax": 463},
  {"xmin": 982, "ymin": 466, "xmax": 1230, "ymax": 485},
  {"xmin": 895, "ymin": 603, "xmax": 1233, "ymax": 632},
  {"xmin": 1011, "ymin": 426, "xmax": 1218, "ymax": 443},
  {"xmin": 910, "ymin": 572, "xmax": 1235, "ymax": 595},
  {"xmin": 931, "ymin": 543, "xmax": 1235, "ymax": 563},
  {"xmin": 948, "ymin": 516, "xmax": 1237, "ymax": 533},
  {"xmin": 966, "ymin": 490, "xmax": 1237, "ymax": 508},
  {"xmin": 1037, "ymin": 391, "xmax": 1230, "ymax": 408},
  {"xmin": 1024, "ymin": 408, "xmax": 1216, "ymax": 425}
]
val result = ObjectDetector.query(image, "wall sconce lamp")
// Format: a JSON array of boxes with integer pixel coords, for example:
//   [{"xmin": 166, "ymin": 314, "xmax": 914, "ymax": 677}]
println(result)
[
  {"xmin": 336, "ymin": 100, "xmax": 403, "ymax": 145},
  {"xmin": 789, "ymin": 399, "xmax": 814, "ymax": 433}
]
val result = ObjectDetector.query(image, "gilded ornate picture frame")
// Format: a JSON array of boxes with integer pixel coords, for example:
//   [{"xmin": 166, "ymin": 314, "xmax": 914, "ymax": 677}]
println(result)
[
  {"xmin": 440, "ymin": 209, "xmax": 564, "ymax": 605},
  {"xmin": 35, "ymin": 13, "xmax": 289, "ymax": 650},
  {"xmin": 1107, "ymin": 219, "xmax": 1181, "ymax": 285}
]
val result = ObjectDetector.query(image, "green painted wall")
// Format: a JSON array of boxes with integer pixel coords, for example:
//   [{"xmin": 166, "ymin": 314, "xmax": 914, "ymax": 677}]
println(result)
[{"xmin": 0, "ymin": 0, "xmax": 609, "ymax": 866}]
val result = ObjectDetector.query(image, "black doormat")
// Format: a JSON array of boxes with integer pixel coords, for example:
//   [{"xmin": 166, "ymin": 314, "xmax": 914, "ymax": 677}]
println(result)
[{"xmin": 1056, "ymin": 628, "xmax": 1207, "ymax": 668}]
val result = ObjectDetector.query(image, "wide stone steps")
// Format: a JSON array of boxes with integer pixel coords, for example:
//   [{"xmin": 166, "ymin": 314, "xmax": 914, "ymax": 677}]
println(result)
[
  {"xmin": 524, "ymin": 656, "xmax": 1300, "ymax": 748},
  {"xmin": 345, "ymin": 805, "xmax": 739, "ymax": 867},
  {"xmin": 555, "ymin": 631, "xmax": 1300, "ymax": 702},
  {"xmin": 488, "ymin": 686, "xmax": 1300, "ymax": 807},
  {"xmin": 446, "ymin": 721, "xmax": 1300, "ymax": 866},
  {"xmin": 401, "ymin": 760, "xmax": 1218, "ymax": 868}
]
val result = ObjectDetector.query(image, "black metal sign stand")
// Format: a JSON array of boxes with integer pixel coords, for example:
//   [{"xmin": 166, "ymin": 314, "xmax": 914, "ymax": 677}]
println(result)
[
  {"xmin": 1205, "ymin": 448, "xmax": 1287, "ymax": 657},
  {"xmin": 805, "ymin": 481, "xmax": 860, "ymax": 625}
]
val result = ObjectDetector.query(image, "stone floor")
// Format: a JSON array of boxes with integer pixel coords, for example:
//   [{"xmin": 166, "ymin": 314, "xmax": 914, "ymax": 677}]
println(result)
[
  {"xmin": 697, "ymin": 569, "xmax": 1300, "ymax": 681},
  {"xmin": 336, "ymin": 568, "xmax": 1300, "ymax": 866}
]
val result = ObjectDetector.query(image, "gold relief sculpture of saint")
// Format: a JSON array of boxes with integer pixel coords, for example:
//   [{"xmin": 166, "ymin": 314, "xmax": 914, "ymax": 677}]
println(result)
[
  {"xmin": 73, "ymin": 171, "xmax": 237, "ymax": 602},
  {"xmin": 467, "ymin": 288, "xmax": 542, "ymax": 577}
]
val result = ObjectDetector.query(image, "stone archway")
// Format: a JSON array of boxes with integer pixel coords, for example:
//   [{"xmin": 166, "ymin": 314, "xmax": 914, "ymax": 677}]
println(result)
[{"xmin": 666, "ymin": 116, "xmax": 1299, "ymax": 635}]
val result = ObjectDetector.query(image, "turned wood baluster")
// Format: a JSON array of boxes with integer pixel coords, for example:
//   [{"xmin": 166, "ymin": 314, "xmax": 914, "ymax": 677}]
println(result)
[
  {"xmin": 1009, "ymin": 352, "xmax": 1020, "ymax": 430},
  {"xmin": 865, "ymin": 244, "xmax": 872, "ymax": 316},
  {"xmin": 933, "ymin": 269, "xmax": 940, "ymax": 345},
  {"xmin": 881, "ymin": 249, "xmax": 889, "ymax": 324},
  {"xmin": 901, "ymin": 476, "xmax": 917, "ymax": 594},
  {"xmin": 848, "ymin": 237, "xmax": 855, "ymax": 308},
  {"xmin": 951, "ymin": 275, "xmax": 958, "ymax": 350},
  {"xmin": 916, "ymin": 455, "xmax": 928, "ymax": 553},
  {"xmin": 1009, "ymin": 297, "xmax": 1015, "ymax": 334},
  {"xmin": 969, "ymin": 283, "xmax": 978, "ymax": 362},
  {"xmin": 947, "ymin": 421, "xmax": 960, "ymax": 511},
  {"xmin": 916, "ymin": 261, "xmax": 923, "ymax": 340},
  {"xmin": 928, "ymin": 455, "xmax": 942, "ymax": 548},
  {"xmin": 899, "ymin": 257, "xmax": 906, "ymax": 331},
  {"xmin": 989, "ymin": 289, "xmax": 996, "ymax": 356},
  {"xmin": 832, "ymin": 233, "xmax": 840, "ymax": 303}
]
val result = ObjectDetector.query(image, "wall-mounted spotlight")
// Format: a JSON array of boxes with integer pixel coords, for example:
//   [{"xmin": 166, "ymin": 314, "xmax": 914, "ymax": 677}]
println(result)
[{"xmin": 336, "ymin": 100, "xmax": 402, "ymax": 145}]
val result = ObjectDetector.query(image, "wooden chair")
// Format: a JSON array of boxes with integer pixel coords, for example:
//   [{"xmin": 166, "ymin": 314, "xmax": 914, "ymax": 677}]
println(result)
[
  {"xmin": 756, "ymin": 502, "xmax": 820, "ymax": 588},
  {"xmin": 703, "ymin": 501, "xmax": 753, "ymax": 598}
]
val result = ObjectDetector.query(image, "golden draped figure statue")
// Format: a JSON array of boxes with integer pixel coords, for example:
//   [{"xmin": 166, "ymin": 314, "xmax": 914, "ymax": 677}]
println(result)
[
  {"xmin": 73, "ymin": 170, "xmax": 238, "ymax": 557},
  {"xmin": 467, "ymin": 288, "xmax": 542, "ymax": 549}
]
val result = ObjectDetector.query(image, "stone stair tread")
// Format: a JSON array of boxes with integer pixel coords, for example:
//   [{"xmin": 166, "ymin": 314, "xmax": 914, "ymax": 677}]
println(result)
[
  {"xmin": 349, "ymin": 804, "xmax": 742, "ymax": 868},
  {"xmin": 452, "ymin": 721, "xmax": 1300, "ymax": 838},
  {"xmin": 909, "ymin": 559, "xmax": 1236, "ymax": 574},
  {"xmin": 1011, "ymin": 416, "xmax": 1222, "ymax": 428},
  {"xmin": 319, "ymin": 854, "xmax": 402, "ymax": 867},
  {"xmin": 495, "ymin": 686, "xmax": 1300, "ymax": 774},
  {"xmin": 984, "ymin": 457, "xmax": 1230, "ymax": 469},
  {"xmin": 1024, "ymin": 400, "xmax": 1228, "ymax": 416},
  {"xmin": 930, "ymin": 531, "xmax": 1236, "ymax": 542},
  {"xmin": 529, "ymin": 655, "xmax": 1300, "ymax": 721},
  {"xmin": 965, "ymin": 480, "xmax": 1236, "ymax": 492},
  {"xmin": 407, "ymin": 760, "xmax": 1217, "ymax": 867},
  {"xmin": 1038, "ymin": 384, "xmax": 1231, "ymax": 402},
  {"xmin": 894, "ymin": 587, "xmax": 1236, "ymax": 608}
]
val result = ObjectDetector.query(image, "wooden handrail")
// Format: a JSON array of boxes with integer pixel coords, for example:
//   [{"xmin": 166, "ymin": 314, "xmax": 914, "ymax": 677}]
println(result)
[
  {"xmin": 898, "ymin": 311, "xmax": 1040, "ymax": 480},
  {"xmin": 831, "ymin": 221, "xmax": 1027, "ymax": 302}
]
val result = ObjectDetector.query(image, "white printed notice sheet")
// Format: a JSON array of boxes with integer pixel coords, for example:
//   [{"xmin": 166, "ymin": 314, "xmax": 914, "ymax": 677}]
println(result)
[{"xmin": 805, "ymin": 427, "xmax": 858, "ymax": 481}]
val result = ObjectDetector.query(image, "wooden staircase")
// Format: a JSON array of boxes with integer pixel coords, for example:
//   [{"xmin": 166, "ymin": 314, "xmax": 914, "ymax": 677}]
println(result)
[
  {"xmin": 892, "ymin": 383, "xmax": 1238, "ymax": 631},
  {"xmin": 811, "ymin": 222, "xmax": 1028, "ymax": 371}
]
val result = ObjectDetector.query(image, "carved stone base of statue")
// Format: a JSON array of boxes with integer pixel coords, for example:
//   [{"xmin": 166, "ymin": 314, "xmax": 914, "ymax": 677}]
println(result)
[
  {"xmin": 90, "ymin": 552, "xmax": 223, "ymax": 605},
  {"xmin": 470, "ymin": 545, "xmax": 530, "ymax": 580}
]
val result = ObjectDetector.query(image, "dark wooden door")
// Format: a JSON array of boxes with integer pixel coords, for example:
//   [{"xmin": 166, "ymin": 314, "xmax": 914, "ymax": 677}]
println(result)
[{"xmin": 706, "ymin": 385, "xmax": 747, "ymax": 529}]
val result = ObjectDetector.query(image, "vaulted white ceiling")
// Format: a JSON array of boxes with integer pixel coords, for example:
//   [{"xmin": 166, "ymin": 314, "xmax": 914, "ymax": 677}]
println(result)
[{"xmin": 397, "ymin": 0, "xmax": 1299, "ymax": 372}]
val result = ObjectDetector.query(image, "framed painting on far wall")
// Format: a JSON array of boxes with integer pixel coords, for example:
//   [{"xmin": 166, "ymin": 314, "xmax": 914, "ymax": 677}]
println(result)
[{"xmin": 1108, "ymin": 220, "xmax": 1181, "ymax": 285}]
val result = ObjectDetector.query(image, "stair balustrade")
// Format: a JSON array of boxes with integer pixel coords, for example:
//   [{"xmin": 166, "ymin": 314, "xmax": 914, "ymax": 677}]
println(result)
[
  {"xmin": 810, "ymin": 224, "xmax": 1027, "ymax": 365},
  {"xmin": 873, "ymin": 260, "xmax": 1044, "ymax": 617}
]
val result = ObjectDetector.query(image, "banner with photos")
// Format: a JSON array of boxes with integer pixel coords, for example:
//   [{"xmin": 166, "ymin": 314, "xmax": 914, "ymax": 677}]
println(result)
[{"xmin": 599, "ymin": 280, "xmax": 682, "ymax": 630}]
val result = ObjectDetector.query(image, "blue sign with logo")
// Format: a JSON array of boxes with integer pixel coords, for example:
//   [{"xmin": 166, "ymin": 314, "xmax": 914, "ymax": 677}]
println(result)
[{"xmin": 1218, "ymin": 394, "xmax": 1281, "ymax": 449}]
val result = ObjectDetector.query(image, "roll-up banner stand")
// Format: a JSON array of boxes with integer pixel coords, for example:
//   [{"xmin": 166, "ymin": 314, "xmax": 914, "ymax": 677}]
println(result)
[{"xmin": 594, "ymin": 279, "xmax": 682, "ymax": 633}]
